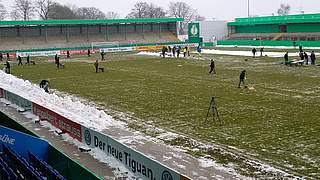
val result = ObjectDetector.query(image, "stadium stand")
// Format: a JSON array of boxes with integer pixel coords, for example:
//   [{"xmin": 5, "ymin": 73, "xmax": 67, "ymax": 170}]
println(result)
[
  {"xmin": 227, "ymin": 13, "xmax": 320, "ymax": 41},
  {"xmin": 0, "ymin": 18, "xmax": 182, "ymax": 51},
  {"xmin": 1, "ymin": 144, "xmax": 65, "ymax": 180}
]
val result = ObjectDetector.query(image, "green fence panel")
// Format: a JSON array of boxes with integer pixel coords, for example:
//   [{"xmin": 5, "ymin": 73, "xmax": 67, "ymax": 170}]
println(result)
[
  {"xmin": 47, "ymin": 146, "xmax": 103, "ymax": 180},
  {"xmin": 0, "ymin": 111, "xmax": 37, "ymax": 136},
  {"xmin": 287, "ymin": 23, "xmax": 320, "ymax": 33},
  {"xmin": 236, "ymin": 24, "xmax": 279, "ymax": 33},
  {"xmin": 228, "ymin": 13, "xmax": 320, "ymax": 26},
  {"xmin": 203, "ymin": 42, "xmax": 215, "ymax": 47}
]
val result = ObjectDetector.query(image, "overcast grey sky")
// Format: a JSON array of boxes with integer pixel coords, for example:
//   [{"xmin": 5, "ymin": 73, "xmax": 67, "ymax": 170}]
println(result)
[{"xmin": 2, "ymin": 0, "xmax": 320, "ymax": 20}]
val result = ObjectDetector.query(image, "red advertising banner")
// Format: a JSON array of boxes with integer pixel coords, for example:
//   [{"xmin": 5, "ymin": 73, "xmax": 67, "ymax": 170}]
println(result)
[
  {"xmin": 32, "ymin": 103, "xmax": 82, "ymax": 141},
  {"xmin": 4, "ymin": 53, "xmax": 17, "ymax": 59},
  {"xmin": 60, "ymin": 49, "xmax": 100, "ymax": 56}
]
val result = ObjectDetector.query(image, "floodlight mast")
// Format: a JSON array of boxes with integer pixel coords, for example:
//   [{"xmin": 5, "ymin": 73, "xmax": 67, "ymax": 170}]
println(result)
[{"xmin": 247, "ymin": 0, "xmax": 250, "ymax": 17}]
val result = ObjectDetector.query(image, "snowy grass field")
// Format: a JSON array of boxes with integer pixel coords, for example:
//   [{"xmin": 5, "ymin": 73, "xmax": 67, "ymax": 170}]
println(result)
[{"xmin": 11, "ymin": 52, "xmax": 320, "ymax": 178}]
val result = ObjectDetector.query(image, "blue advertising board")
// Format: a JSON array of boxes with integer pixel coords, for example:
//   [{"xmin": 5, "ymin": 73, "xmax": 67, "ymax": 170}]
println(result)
[{"xmin": 0, "ymin": 125, "xmax": 48, "ymax": 161}]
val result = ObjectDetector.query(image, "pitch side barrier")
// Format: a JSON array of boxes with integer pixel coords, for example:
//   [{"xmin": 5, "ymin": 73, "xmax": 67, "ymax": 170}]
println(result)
[
  {"xmin": 0, "ymin": 89, "xmax": 102, "ymax": 180},
  {"xmin": 12, "ymin": 42, "xmax": 199, "ymax": 57},
  {"xmin": 0, "ymin": 88, "xmax": 191, "ymax": 180}
]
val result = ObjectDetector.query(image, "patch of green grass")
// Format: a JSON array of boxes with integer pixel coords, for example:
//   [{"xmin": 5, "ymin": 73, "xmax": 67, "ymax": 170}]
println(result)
[{"xmin": 11, "ymin": 53, "xmax": 320, "ymax": 178}]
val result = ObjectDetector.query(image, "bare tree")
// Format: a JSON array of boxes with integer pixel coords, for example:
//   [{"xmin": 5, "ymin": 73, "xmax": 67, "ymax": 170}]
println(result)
[
  {"xmin": 147, "ymin": 3, "xmax": 166, "ymax": 18},
  {"xmin": 105, "ymin": 11, "xmax": 120, "ymax": 19},
  {"xmin": 127, "ymin": 1, "xmax": 166, "ymax": 18},
  {"xmin": 12, "ymin": 0, "xmax": 35, "ymax": 20},
  {"xmin": 36, "ymin": 0, "xmax": 56, "ymax": 20},
  {"xmin": 10, "ymin": 11, "xmax": 20, "ymax": 20},
  {"xmin": 0, "ymin": 2, "xmax": 7, "ymax": 20},
  {"xmin": 168, "ymin": 2, "xmax": 200, "ymax": 34},
  {"xmin": 277, "ymin": 4, "xmax": 290, "ymax": 16},
  {"xmin": 126, "ymin": 1, "xmax": 148, "ymax": 18},
  {"xmin": 47, "ymin": 3, "xmax": 77, "ymax": 19},
  {"xmin": 75, "ymin": 7, "xmax": 105, "ymax": 19}
]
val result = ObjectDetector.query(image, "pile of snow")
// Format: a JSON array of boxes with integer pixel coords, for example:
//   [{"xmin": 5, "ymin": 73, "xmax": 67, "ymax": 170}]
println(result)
[
  {"xmin": 136, "ymin": 51, "xmax": 177, "ymax": 58},
  {"xmin": 217, "ymin": 45, "xmax": 320, "ymax": 50},
  {"xmin": 0, "ymin": 71, "xmax": 125, "ymax": 131},
  {"xmin": 202, "ymin": 49, "xmax": 301, "ymax": 58},
  {"xmin": 136, "ymin": 51, "xmax": 161, "ymax": 56},
  {"xmin": 136, "ymin": 49, "xmax": 320, "ymax": 58},
  {"xmin": 0, "ymin": 71, "xmax": 136, "ymax": 178}
]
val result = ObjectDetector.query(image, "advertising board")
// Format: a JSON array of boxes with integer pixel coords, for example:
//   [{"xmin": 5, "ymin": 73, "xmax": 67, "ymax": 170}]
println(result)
[
  {"xmin": 100, "ymin": 47, "xmax": 135, "ymax": 53},
  {"xmin": 17, "ymin": 50, "xmax": 60, "ymax": 57},
  {"xmin": 81, "ymin": 126, "xmax": 189, "ymax": 180},
  {"xmin": 32, "ymin": 103, "xmax": 82, "ymax": 141},
  {"xmin": 4, "ymin": 90, "xmax": 32, "ymax": 110},
  {"xmin": 60, "ymin": 49, "xmax": 100, "ymax": 55},
  {"xmin": 135, "ymin": 46, "xmax": 163, "ymax": 51},
  {"xmin": 0, "ymin": 125, "xmax": 48, "ymax": 160}
]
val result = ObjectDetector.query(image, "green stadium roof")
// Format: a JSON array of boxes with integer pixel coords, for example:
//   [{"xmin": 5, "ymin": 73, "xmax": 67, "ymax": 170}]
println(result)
[
  {"xmin": 0, "ymin": 18, "xmax": 184, "ymax": 26},
  {"xmin": 228, "ymin": 13, "xmax": 320, "ymax": 26}
]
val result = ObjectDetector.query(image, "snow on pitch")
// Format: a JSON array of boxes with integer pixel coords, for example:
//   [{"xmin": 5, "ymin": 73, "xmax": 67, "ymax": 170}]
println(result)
[
  {"xmin": 0, "ymin": 71, "xmax": 239, "ymax": 179},
  {"xmin": 0, "ymin": 70, "xmax": 297, "ymax": 179},
  {"xmin": 137, "ymin": 49, "xmax": 320, "ymax": 58}
]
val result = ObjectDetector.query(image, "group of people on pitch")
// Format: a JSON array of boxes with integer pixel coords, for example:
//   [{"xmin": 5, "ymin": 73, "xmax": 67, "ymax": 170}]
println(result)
[
  {"xmin": 284, "ymin": 46, "xmax": 317, "ymax": 66},
  {"xmin": 251, "ymin": 47, "xmax": 265, "ymax": 58},
  {"xmin": 1, "ymin": 54, "xmax": 33, "ymax": 74},
  {"xmin": 161, "ymin": 45, "xmax": 192, "ymax": 58}
]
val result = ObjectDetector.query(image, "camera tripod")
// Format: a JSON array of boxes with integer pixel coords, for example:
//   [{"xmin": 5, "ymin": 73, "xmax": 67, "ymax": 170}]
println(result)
[{"xmin": 205, "ymin": 97, "xmax": 222, "ymax": 125}]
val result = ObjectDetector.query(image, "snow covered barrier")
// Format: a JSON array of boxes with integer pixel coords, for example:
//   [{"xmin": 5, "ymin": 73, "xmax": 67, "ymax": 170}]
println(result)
[
  {"xmin": 32, "ymin": 103, "xmax": 82, "ymax": 142},
  {"xmin": 81, "ymin": 126, "xmax": 190, "ymax": 180},
  {"xmin": 3, "ymin": 90, "xmax": 32, "ymax": 111}
]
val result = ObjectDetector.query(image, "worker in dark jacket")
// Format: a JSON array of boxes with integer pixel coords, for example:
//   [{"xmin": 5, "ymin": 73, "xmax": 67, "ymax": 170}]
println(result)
[
  {"xmin": 26, "ymin": 55, "xmax": 30, "ymax": 65},
  {"xmin": 39, "ymin": 80, "xmax": 50, "ymax": 93},
  {"xmin": 284, "ymin": 52, "xmax": 289, "ymax": 65},
  {"xmin": 101, "ymin": 50, "xmax": 105, "ymax": 61},
  {"xmin": 172, "ymin": 46, "xmax": 176, "ymax": 57},
  {"xmin": 310, "ymin": 51, "xmax": 316, "ymax": 65},
  {"xmin": 5, "ymin": 61, "xmax": 10, "ymax": 74},
  {"xmin": 161, "ymin": 46, "xmax": 168, "ymax": 58},
  {"xmin": 94, "ymin": 60, "xmax": 99, "ymax": 73},
  {"xmin": 304, "ymin": 52, "xmax": 309, "ymax": 65},
  {"xmin": 252, "ymin": 48, "xmax": 257, "ymax": 58},
  {"xmin": 299, "ymin": 51, "xmax": 304, "ymax": 60},
  {"xmin": 177, "ymin": 46, "xmax": 181, "ymax": 58},
  {"xmin": 17, "ymin": 56, "xmax": 23, "ymax": 66},
  {"xmin": 238, "ymin": 70, "xmax": 246, "ymax": 88},
  {"xmin": 209, "ymin": 59, "xmax": 216, "ymax": 74},
  {"xmin": 260, "ymin": 47, "xmax": 264, "ymax": 56}
]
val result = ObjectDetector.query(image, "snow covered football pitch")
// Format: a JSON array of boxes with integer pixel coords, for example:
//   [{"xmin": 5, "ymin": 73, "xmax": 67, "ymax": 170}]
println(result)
[{"xmin": 11, "ymin": 51, "xmax": 320, "ymax": 178}]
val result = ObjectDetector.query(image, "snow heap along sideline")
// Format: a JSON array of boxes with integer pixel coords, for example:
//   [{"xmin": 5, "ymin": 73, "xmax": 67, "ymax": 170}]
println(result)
[{"xmin": 0, "ymin": 70, "xmax": 191, "ymax": 180}]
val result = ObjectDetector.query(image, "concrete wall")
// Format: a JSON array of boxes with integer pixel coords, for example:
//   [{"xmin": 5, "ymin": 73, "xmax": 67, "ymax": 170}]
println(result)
[{"xmin": 200, "ymin": 21, "xmax": 228, "ymax": 42}]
